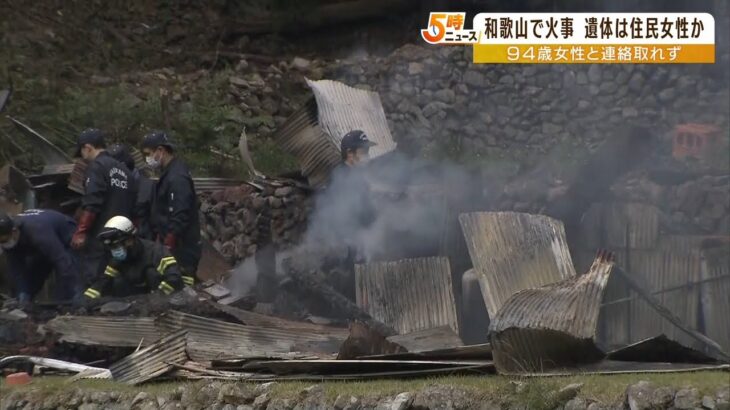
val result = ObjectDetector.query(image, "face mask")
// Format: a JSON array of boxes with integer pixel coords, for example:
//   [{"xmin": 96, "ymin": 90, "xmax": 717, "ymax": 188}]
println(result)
[
  {"xmin": 145, "ymin": 155, "xmax": 160, "ymax": 169},
  {"xmin": 111, "ymin": 246, "xmax": 127, "ymax": 261}
]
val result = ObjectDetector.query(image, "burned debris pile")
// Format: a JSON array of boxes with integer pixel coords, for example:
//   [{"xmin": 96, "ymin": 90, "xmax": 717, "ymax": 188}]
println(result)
[{"xmin": 1, "ymin": 79, "xmax": 729, "ymax": 385}]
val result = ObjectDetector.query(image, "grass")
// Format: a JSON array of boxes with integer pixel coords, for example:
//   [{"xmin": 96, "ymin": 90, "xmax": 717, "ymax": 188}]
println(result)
[{"xmin": 2, "ymin": 371, "xmax": 728, "ymax": 407}]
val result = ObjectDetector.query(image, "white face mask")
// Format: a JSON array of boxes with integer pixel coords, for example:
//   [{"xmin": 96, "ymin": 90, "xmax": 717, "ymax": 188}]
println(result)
[{"xmin": 145, "ymin": 155, "xmax": 161, "ymax": 169}]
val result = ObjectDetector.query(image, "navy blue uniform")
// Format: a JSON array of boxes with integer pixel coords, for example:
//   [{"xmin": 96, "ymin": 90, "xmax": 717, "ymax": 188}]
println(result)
[
  {"xmin": 149, "ymin": 158, "xmax": 201, "ymax": 275},
  {"xmin": 4, "ymin": 209, "xmax": 80, "ymax": 300},
  {"xmin": 80, "ymin": 151, "xmax": 136, "ymax": 284}
]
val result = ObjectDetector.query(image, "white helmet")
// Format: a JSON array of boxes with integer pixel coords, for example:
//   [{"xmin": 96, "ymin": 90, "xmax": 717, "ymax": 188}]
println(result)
[{"xmin": 98, "ymin": 215, "xmax": 137, "ymax": 246}]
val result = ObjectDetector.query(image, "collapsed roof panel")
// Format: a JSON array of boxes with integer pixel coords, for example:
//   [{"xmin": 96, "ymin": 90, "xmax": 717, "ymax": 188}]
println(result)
[
  {"xmin": 46, "ymin": 316, "xmax": 162, "ymax": 347},
  {"xmin": 489, "ymin": 251, "xmax": 614, "ymax": 373},
  {"xmin": 355, "ymin": 256, "xmax": 459, "ymax": 335},
  {"xmin": 8, "ymin": 116, "xmax": 72, "ymax": 165},
  {"xmin": 156, "ymin": 311, "xmax": 343, "ymax": 361},
  {"xmin": 607, "ymin": 334, "xmax": 718, "ymax": 364},
  {"xmin": 110, "ymin": 329, "xmax": 188, "ymax": 385},
  {"xmin": 272, "ymin": 80, "xmax": 397, "ymax": 187},
  {"xmin": 459, "ymin": 212, "xmax": 576, "ymax": 318}
]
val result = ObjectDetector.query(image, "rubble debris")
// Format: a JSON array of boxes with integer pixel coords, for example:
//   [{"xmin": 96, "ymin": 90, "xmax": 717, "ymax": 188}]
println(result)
[
  {"xmin": 280, "ymin": 267, "xmax": 395, "ymax": 335},
  {"xmin": 524, "ymin": 361, "xmax": 729, "ymax": 377},
  {"xmin": 459, "ymin": 211, "xmax": 576, "ymax": 318},
  {"xmin": 490, "ymin": 250, "xmax": 613, "ymax": 373},
  {"xmin": 99, "ymin": 301, "xmax": 132, "ymax": 314},
  {"xmin": 337, "ymin": 321, "xmax": 406, "ymax": 360},
  {"xmin": 156, "ymin": 310, "xmax": 343, "ymax": 361},
  {"xmin": 358, "ymin": 342, "xmax": 492, "ymax": 361},
  {"xmin": 0, "ymin": 355, "xmax": 111, "ymax": 378},
  {"xmin": 209, "ymin": 302, "xmax": 349, "ymax": 340},
  {"xmin": 0, "ymin": 165, "xmax": 35, "ymax": 214},
  {"xmin": 272, "ymin": 79, "xmax": 397, "ymax": 187},
  {"xmin": 238, "ymin": 359, "xmax": 494, "ymax": 377},
  {"xmin": 607, "ymin": 335, "xmax": 719, "ymax": 364},
  {"xmin": 109, "ymin": 330, "xmax": 187, "ymax": 385},
  {"xmin": 386, "ymin": 326, "xmax": 464, "ymax": 353},
  {"xmin": 355, "ymin": 256, "xmax": 459, "ymax": 335}
]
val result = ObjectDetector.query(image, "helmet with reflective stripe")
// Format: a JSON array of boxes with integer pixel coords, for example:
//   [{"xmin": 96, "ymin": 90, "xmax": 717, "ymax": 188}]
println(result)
[{"xmin": 98, "ymin": 215, "xmax": 137, "ymax": 246}]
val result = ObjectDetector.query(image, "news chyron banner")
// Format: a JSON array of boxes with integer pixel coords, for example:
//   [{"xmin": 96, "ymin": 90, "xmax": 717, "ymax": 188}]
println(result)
[{"xmin": 421, "ymin": 13, "xmax": 715, "ymax": 64}]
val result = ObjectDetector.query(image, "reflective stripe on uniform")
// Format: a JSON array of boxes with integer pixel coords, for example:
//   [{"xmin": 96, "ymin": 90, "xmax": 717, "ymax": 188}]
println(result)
[
  {"xmin": 156, "ymin": 256, "xmax": 177, "ymax": 274},
  {"xmin": 104, "ymin": 266, "xmax": 119, "ymax": 278},
  {"xmin": 158, "ymin": 281, "xmax": 175, "ymax": 295},
  {"xmin": 84, "ymin": 288, "xmax": 101, "ymax": 298},
  {"xmin": 182, "ymin": 275, "xmax": 195, "ymax": 286}
]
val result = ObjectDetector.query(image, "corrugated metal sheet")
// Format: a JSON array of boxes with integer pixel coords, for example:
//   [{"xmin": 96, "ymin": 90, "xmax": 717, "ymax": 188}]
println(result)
[
  {"xmin": 459, "ymin": 212, "xmax": 576, "ymax": 318},
  {"xmin": 511, "ymin": 361, "xmax": 730, "ymax": 377},
  {"xmin": 109, "ymin": 330, "xmax": 188, "ymax": 385},
  {"xmin": 700, "ymin": 241, "xmax": 730, "ymax": 353},
  {"xmin": 386, "ymin": 326, "xmax": 463, "ymax": 352},
  {"xmin": 306, "ymin": 78, "xmax": 396, "ymax": 158},
  {"xmin": 46, "ymin": 316, "xmax": 162, "ymax": 347},
  {"xmin": 240, "ymin": 359, "xmax": 490, "ymax": 375},
  {"xmin": 355, "ymin": 256, "xmax": 459, "ymax": 335},
  {"xmin": 156, "ymin": 311, "xmax": 342, "ymax": 361},
  {"xmin": 577, "ymin": 202, "xmax": 660, "ymax": 250},
  {"xmin": 272, "ymin": 80, "xmax": 397, "ymax": 187},
  {"xmin": 490, "ymin": 252, "xmax": 614, "ymax": 373},
  {"xmin": 210, "ymin": 302, "xmax": 349, "ymax": 340},
  {"xmin": 273, "ymin": 99, "xmax": 338, "ymax": 187},
  {"xmin": 627, "ymin": 236, "xmax": 703, "ymax": 349}
]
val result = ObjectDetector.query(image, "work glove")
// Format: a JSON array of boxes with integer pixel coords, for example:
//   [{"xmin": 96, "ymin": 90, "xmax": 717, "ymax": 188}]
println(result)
[
  {"xmin": 71, "ymin": 210, "xmax": 97, "ymax": 250},
  {"xmin": 163, "ymin": 233, "xmax": 176, "ymax": 251}
]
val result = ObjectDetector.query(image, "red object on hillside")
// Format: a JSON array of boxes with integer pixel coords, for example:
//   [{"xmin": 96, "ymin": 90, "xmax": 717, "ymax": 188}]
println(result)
[
  {"xmin": 5, "ymin": 372, "xmax": 32, "ymax": 385},
  {"xmin": 672, "ymin": 123, "xmax": 720, "ymax": 160}
]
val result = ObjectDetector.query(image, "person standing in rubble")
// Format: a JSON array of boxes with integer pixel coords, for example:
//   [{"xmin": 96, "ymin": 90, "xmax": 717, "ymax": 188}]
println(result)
[
  {"xmin": 108, "ymin": 143, "xmax": 154, "ymax": 239},
  {"xmin": 71, "ymin": 129, "xmax": 136, "ymax": 288},
  {"xmin": 81, "ymin": 216, "xmax": 185, "ymax": 300},
  {"xmin": 0, "ymin": 209, "xmax": 80, "ymax": 308},
  {"xmin": 336, "ymin": 129, "xmax": 377, "ymax": 247},
  {"xmin": 140, "ymin": 131, "xmax": 199, "ymax": 287}
]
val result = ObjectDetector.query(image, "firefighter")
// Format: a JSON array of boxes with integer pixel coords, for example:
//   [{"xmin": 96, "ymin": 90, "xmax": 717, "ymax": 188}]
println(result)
[
  {"xmin": 107, "ymin": 143, "xmax": 154, "ymax": 239},
  {"xmin": 81, "ymin": 215, "xmax": 185, "ymax": 300},
  {"xmin": 0, "ymin": 209, "xmax": 80, "ymax": 307},
  {"xmin": 140, "ymin": 131, "xmax": 199, "ymax": 287},
  {"xmin": 71, "ymin": 129, "xmax": 136, "ymax": 286}
]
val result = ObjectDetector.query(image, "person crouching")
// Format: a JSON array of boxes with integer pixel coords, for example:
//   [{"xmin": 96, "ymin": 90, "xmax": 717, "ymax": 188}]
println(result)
[{"xmin": 80, "ymin": 215, "xmax": 185, "ymax": 301}]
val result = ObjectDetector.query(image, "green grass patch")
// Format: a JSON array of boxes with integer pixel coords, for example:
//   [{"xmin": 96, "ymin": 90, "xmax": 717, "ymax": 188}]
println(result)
[{"xmin": 2, "ymin": 371, "xmax": 727, "ymax": 406}]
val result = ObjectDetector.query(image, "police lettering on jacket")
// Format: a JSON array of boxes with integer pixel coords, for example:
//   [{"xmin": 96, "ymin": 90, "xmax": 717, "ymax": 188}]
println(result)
[{"xmin": 82, "ymin": 152, "xmax": 137, "ymax": 235}]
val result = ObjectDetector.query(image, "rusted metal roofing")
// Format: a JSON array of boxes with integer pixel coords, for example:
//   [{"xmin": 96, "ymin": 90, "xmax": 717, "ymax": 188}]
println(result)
[
  {"xmin": 272, "ymin": 80, "xmax": 397, "ymax": 187},
  {"xmin": 489, "ymin": 251, "xmax": 614, "ymax": 373},
  {"xmin": 156, "ymin": 311, "xmax": 343, "ymax": 361},
  {"xmin": 8, "ymin": 116, "xmax": 72, "ymax": 165},
  {"xmin": 386, "ymin": 326, "xmax": 463, "ymax": 352},
  {"xmin": 700, "ymin": 240, "xmax": 730, "ymax": 354},
  {"xmin": 46, "ymin": 316, "xmax": 162, "ymax": 347},
  {"xmin": 459, "ymin": 212, "xmax": 576, "ymax": 318},
  {"xmin": 355, "ymin": 256, "xmax": 459, "ymax": 335},
  {"xmin": 109, "ymin": 330, "xmax": 188, "ymax": 385}
]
